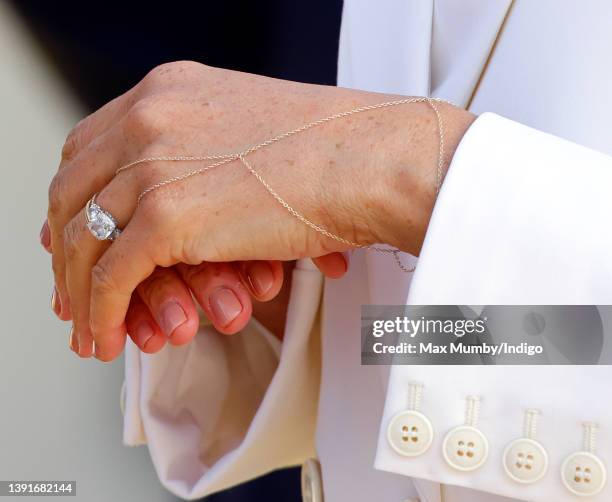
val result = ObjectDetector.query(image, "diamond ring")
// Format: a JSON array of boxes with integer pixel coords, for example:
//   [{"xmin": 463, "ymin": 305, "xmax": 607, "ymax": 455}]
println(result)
[{"xmin": 85, "ymin": 194, "xmax": 122, "ymax": 241}]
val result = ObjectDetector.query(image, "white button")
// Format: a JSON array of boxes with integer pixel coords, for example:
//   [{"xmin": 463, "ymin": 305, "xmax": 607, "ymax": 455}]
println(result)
[
  {"xmin": 301, "ymin": 458, "xmax": 323, "ymax": 502},
  {"xmin": 503, "ymin": 438, "xmax": 549, "ymax": 484},
  {"xmin": 561, "ymin": 451, "xmax": 607, "ymax": 497},
  {"xmin": 442, "ymin": 426, "xmax": 489, "ymax": 471},
  {"xmin": 387, "ymin": 410, "xmax": 434, "ymax": 457}
]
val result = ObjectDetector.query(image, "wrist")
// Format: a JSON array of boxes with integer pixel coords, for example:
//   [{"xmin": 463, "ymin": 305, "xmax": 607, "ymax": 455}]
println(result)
[{"xmin": 364, "ymin": 100, "xmax": 476, "ymax": 256}]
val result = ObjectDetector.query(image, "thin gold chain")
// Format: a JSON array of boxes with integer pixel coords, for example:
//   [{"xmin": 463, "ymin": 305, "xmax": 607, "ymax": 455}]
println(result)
[{"xmin": 114, "ymin": 97, "xmax": 449, "ymax": 272}]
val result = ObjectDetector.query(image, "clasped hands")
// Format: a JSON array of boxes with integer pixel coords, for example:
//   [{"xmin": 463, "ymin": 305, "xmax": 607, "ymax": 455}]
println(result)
[{"xmin": 41, "ymin": 61, "xmax": 473, "ymax": 361}]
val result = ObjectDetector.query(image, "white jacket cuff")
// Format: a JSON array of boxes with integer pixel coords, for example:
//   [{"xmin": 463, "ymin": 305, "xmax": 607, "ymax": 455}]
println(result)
[{"xmin": 375, "ymin": 113, "xmax": 612, "ymax": 501}]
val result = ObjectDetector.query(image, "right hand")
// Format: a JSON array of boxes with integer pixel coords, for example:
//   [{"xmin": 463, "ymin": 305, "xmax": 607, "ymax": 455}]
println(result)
[{"xmin": 42, "ymin": 219, "xmax": 347, "ymax": 356}]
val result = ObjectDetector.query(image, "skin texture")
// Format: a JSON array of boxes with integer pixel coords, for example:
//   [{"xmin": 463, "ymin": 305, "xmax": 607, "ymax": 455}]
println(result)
[{"xmin": 43, "ymin": 61, "xmax": 475, "ymax": 361}]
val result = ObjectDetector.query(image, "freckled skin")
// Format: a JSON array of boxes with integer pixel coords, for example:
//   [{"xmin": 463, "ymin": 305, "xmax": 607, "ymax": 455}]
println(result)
[{"xmin": 48, "ymin": 60, "xmax": 475, "ymax": 361}]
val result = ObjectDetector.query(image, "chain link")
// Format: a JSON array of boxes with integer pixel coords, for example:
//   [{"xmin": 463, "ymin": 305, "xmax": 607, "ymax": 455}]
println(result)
[{"xmin": 114, "ymin": 97, "xmax": 449, "ymax": 272}]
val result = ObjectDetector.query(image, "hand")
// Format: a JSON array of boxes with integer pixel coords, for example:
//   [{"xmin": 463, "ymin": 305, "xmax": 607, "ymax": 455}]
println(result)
[
  {"xmin": 46, "ymin": 61, "xmax": 474, "ymax": 361},
  {"xmin": 42, "ymin": 219, "xmax": 347, "ymax": 354}
]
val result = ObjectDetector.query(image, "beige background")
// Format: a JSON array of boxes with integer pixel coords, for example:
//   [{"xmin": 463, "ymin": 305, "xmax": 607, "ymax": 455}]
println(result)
[{"xmin": 0, "ymin": 3, "xmax": 176, "ymax": 500}]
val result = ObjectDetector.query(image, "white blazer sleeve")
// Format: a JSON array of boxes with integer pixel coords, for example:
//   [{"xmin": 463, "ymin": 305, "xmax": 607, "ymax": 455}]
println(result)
[
  {"xmin": 122, "ymin": 261, "xmax": 323, "ymax": 500},
  {"xmin": 375, "ymin": 113, "xmax": 612, "ymax": 501}
]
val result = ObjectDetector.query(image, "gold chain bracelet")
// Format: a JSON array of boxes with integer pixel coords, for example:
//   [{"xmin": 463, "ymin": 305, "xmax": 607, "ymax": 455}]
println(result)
[{"xmin": 114, "ymin": 97, "xmax": 449, "ymax": 273}]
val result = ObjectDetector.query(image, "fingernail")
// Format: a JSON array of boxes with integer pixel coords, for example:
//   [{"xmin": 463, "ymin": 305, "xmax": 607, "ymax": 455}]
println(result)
[
  {"xmin": 51, "ymin": 286, "xmax": 61, "ymax": 316},
  {"xmin": 134, "ymin": 321, "xmax": 155, "ymax": 349},
  {"xmin": 69, "ymin": 326, "xmax": 78, "ymax": 352},
  {"xmin": 159, "ymin": 301, "xmax": 187, "ymax": 337},
  {"xmin": 40, "ymin": 220, "xmax": 51, "ymax": 251},
  {"xmin": 245, "ymin": 261, "xmax": 274, "ymax": 296},
  {"xmin": 94, "ymin": 344, "xmax": 111, "ymax": 361},
  {"xmin": 210, "ymin": 287, "xmax": 243, "ymax": 327}
]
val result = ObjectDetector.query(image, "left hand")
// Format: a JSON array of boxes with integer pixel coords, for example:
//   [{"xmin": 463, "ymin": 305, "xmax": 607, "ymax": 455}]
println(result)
[
  {"xmin": 44, "ymin": 61, "xmax": 473, "ymax": 361},
  {"xmin": 43, "ymin": 61, "xmax": 355, "ymax": 359}
]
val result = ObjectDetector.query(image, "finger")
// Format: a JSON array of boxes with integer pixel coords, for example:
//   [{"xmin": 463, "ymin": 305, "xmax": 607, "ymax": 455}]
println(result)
[
  {"xmin": 312, "ymin": 252, "xmax": 350, "ymax": 279},
  {"xmin": 52, "ymin": 92, "xmax": 133, "ymax": 315},
  {"xmin": 89, "ymin": 214, "xmax": 157, "ymax": 362},
  {"xmin": 60, "ymin": 91, "xmax": 133, "ymax": 163},
  {"xmin": 125, "ymin": 293, "xmax": 167, "ymax": 353},
  {"xmin": 177, "ymin": 262, "xmax": 253, "ymax": 335},
  {"xmin": 63, "ymin": 175, "xmax": 143, "ymax": 361},
  {"xmin": 48, "ymin": 128, "xmax": 125, "ymax": 321},
  {"xmin": 64, "ymin": 209, "xmax": 109, "ymax": 358},
  {"xmin": 136, "ymin": 266, "xmax": 200, "ymax": 346},
  {"xmin": 236, "ymin": 260, "xmax": 284, "ymax": 301}
]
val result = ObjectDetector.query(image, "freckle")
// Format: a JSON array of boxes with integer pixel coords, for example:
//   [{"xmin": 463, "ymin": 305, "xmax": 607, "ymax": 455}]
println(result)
[
  {"xmin": 335, "ymin": 141, "xmax": 344, "ymax": 149},
  {"xmin": 286, "ymin": 159, "xmax": 295, "ymax": 166},
  {"xmin": 328, "ymin": 160, "xmax": 336, "ymax": 166}
]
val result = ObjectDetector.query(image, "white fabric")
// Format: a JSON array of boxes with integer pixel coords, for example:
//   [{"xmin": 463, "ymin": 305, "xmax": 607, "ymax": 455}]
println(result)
[
  {"xmin": 122, "ymin": 0, "xmax": 612, "ymax": 500},
  {"xmin": 334, "ymin": 1, "xmax": 612, "ymax": 500},
  {"xmin": 123, "ymin": 260, "xmax": 323, "ymax": 499},
  {"xmin": 375, "ymin": 114, "xmax": 612, "ymax": 502}
]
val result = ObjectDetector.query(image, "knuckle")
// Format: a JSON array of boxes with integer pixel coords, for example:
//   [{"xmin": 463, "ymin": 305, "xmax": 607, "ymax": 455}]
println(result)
[
  {"xmin": 137, "ymin": 196, "xmax": 187, "ymax": 265},
  {"xmin": 138, "ymin": 192, "xmax": 173, "ymax": 224},
  {"xmin": 91, "ymin": 261, "xmax": 116, "ymax": 296},
  {"xmin": 173, "ymin": 60, "xmax": 202, "ymax": 70},
  {"xmin": 137, "ymin": 61, "xmax": 204, "ymax": 97},
  {"xmin": 123, "ymin": 97, "xmax": 167, "ymax": 140},
  {"xmin": 61, "ymin": 119, "xmax": 87, "ymax": 160},
  {"xmin": 146, "ymin": 60, "xmax": 201, "ymax": 80},
  {"xmin": 48, "ymin": 173, "xmax": 68, "ymax": 218},
  {"xmin": 181, "ymin": 261, "xmax": 213, "ymax": 283},
  {"xmin": 144, "ymin": 62, "xmax": 172, "ymax": 81},
  {"xmin": 63, "ymin": 222, "xmax": 84, "ymax": 262},
  {"xmin": 137, "ymin": 268, "xmax": 172, "ymax": 301},
  {"xmin": 181, "ymin": 236, "xmax": 209, "ymax": 266}
]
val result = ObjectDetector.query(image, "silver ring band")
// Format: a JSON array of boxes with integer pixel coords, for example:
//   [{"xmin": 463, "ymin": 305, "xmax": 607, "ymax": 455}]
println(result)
[{"xmin": 85, "ymin": 194, "xmax": 122, "ymax": 241}]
